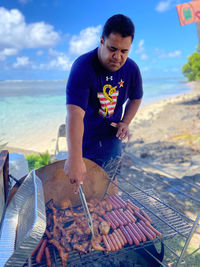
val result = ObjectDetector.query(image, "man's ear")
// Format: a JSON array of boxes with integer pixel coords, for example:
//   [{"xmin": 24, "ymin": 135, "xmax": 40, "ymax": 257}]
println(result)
[{"xmin": 100, "ymin": 36, "xmax": 104, "ymax": 45}]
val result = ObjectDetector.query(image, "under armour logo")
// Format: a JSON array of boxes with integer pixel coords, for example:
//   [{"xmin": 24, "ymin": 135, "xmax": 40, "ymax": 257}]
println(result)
[{"xmin": 106, "ymin": 76, "xmax": 113, "ymax": 81}]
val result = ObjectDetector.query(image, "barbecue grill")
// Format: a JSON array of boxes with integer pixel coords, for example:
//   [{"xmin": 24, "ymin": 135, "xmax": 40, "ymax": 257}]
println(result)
[{"xmin": 0, "ymin": 150, "xmax": 199, "ymax": 266}]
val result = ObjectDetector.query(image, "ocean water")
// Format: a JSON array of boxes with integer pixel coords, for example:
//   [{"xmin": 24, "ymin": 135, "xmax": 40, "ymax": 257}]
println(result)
[{"xmin": 0, "ymin": 77, "xmax": 192, "ymax": 151}]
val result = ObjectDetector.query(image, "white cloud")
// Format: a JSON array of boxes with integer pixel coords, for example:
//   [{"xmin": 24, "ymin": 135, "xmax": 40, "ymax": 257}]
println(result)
[
  {"xmin": 159, "ymin": 49, "xmax": 182, "ymax": 58},
  {"xmin": 0, "ymin": 7, "xmax": 60, "ymax": 60},
  {"xmin": 0, "ymin": 48, "xmax": 18, "ymax": 61},
  {"xmin": 39, "ymin": 49, "xmax": 72, "ymax": 71},
  {"xmin": 36, "ymin": 50, "xmax": 44, "ymax": 56},
  {"xmin": 13, "ymin": 56, "xmax": 32, "ymax": 68},
  {"xmin": 155, "ymin": 0, "xmax": 175, "ymax": 12},
  {"xmin": 135, "ymin": 39, "xmax": 148, "ymax": 60},
  {"xmin": 141, "ymin": 66, "xmax": 150, "ymax": 72},
  {"xmin": 69, "ymin": 25, "xmax": 101, "ymax": 56},
  {"xmin": 135, "ymin": 40, "xmax": 145, "ymax": 54},
  {"xmin": 140, "ymin": 54, "xmax": 149, "ymax": 60}
]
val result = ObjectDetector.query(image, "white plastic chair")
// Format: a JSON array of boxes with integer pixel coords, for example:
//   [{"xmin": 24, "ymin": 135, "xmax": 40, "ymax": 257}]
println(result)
[{"xmin": 54, "ymin": 124, "xmax": 68, "ymax": 161}]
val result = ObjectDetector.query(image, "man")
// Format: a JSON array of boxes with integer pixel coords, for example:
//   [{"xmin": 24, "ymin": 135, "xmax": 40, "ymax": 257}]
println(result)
[{"xmin": 64, "ymin": 14, "xmax": 143, "ymax": 193}]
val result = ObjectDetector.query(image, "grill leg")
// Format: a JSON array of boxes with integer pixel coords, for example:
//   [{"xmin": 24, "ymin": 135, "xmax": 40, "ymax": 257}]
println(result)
[{"xmin": 176, "ymin": 210, "xmax": 200, "ymax": 267}]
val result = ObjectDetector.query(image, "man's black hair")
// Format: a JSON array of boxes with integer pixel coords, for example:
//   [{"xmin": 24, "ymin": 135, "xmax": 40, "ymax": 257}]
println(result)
[{"xmin": 102, "ymin": 14, "xmax": 135, "ymax": 42}]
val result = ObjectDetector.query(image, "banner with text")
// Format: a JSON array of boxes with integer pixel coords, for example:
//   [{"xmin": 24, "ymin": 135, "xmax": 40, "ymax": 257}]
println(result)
[{"xmin": 176, "ymin": 1, "xmax": 200, "ymax": 26}]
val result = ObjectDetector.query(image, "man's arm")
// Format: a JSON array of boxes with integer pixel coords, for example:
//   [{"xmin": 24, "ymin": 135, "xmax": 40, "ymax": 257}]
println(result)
[
  {"xmin": 115, "ymin": 98, "xmax": 142, "ymax": 140},
  {"xmin": 64, "ymin": 104, "xmax": 86, "ymax": 194}
]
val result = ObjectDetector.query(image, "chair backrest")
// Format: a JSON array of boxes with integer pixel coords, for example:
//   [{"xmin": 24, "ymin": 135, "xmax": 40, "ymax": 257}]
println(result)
[{"xmin": 58, "ymin": 124, "xmax": 66, "ymax": 138}]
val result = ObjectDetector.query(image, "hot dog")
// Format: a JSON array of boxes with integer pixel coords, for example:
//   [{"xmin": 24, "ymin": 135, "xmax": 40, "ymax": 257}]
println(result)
[
  {"xmin": 133, "ymin": 223, "xmax": 146, "ymax": 242},
  {"xmin": 145, "ymin": 221, "xmax": 163, "ymax": 238},
  {"xmin": 105, "ymin": 197, "xmax": 114, "ymax": 209},
  {"xmin": 125, "ymin": 225, "xmax": 140, "ymax": 246},
  {"xmin": 114, "ymin": 194, "xmax": 127, "ymax": 208},
  {"xmin": 140, "ymin": 221, "xmax": 156, "ymax": 239},
  {"xmin": 117, "ymin": 228, "xmax": 127, "ymax": 245},
  {"xmin": 103, "ymin": 214, "xmax": 117, "ymax": 230},
  {"xmin": 109, "ymin": 233, "xmax": 119, "ymax": 251},
  {"xmin": 114, "ymin": 210, "xmax": 128, "ymax": 225},
  {"xmin": 136, "ymin": 222, "xmax": 154, "ymax": 241},
  {"xmin": 106, "ymin": 234, "xmax": 116, "ymax": 251},
  {"xmin": 141, "ymin": 210, "xmax": 152, "ymax": 224},
  {"xmin": 107, "ymin": 196, "xmax": 120, "ymax": 209},
  {"xmin": 128, "ymin": 223, "xmax": 142, "ymax": 242},
  {"xmin": 114, "ymin": 229, "xmax": 125, "ymax": 246},
  {"xmin": 36, "ymin": 239, "xmax": 48, "ymax": 263},
  {"xmin": 45, "ymin": 246, "xmax": 51, "ymax": 267},
  {"xmin": 109, "ymin": 195, "xmax": 123, "ymax": 209},
  {"xmin": 31, "ymin": 238, "xmax": 44, "ymax": 257},
  {"xmin": 110, "ymin": 211, "xmax": 124, "ymax": 226},
  {"xmin": 124, "ymin": 210, "xmax": 137, "ymax": 223},
  {"xmin": 106, "ymin": 212, "xmax": 119, "ymax": 229},
  {"xmin": 120, "ymin": 226, "xmax": 133, "ymax": 245},
  {"xmin": 127, "ymin": 200, "xmax": 140, "ymax": 212},
  {"xmin": 120, "ymin": 210, "xmax": 131, "ymax": 224},
  {"xmin": 45, "ymin": 229, "xmax": 51, "ymax": 240},
  {"xmin": 134, "ymin": 210, "xmax": 148, "ymax": 223},
  {"xmin": 112, "ymin": 232, "xmax": 122, "ymax": 249},
  {"xmin": 102, "ymin": 235, "xmax": 111, "ymax": 252}
]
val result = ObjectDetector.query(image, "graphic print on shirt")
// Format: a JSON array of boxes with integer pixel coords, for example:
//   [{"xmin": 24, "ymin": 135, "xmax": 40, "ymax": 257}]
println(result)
[{"xmin": 97, "ymin": 79, "xmax": 124, "ymax": 118}]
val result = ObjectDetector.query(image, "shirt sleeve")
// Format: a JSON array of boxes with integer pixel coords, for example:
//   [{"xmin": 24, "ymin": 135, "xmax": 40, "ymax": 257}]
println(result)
[
  {"xmin": 66, "ymin": 59, "xmax": 90, "ymax": 111},
  {"xmin": 129, "ymin": 63, "xmax": 143, "ymax": 100}
]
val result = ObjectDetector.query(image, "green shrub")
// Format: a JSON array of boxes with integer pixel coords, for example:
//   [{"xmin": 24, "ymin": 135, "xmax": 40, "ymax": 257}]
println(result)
[
  {"xmin": 182, "ymin": 46, "xmax": 200, "ymax": 81},
  {"xmin": 26, "ymin": 151, "xmax": 51, "ymax": 171}
]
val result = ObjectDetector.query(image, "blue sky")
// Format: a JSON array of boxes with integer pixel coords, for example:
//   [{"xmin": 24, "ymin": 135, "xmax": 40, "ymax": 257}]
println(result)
[{"xmin": 0, "ymin": 0, "xmax": 199, "ymax": 80}]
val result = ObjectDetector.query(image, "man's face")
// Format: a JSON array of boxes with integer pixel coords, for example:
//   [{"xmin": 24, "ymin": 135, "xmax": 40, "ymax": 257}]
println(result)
[{"xmin": 98, "ymin": 33, "xmax": 132, "ymax": 72}]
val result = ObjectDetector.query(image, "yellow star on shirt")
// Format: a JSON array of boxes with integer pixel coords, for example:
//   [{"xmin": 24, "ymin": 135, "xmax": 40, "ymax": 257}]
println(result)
[{"xmin": 118, "ymin": 79, "xmax": 124, "ymax": 88}]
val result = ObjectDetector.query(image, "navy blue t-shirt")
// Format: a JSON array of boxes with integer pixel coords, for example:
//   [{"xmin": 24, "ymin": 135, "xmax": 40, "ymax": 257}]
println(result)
[{"xmin": 66, "ymin": 48, "xmax": 143, "ymax": 147}]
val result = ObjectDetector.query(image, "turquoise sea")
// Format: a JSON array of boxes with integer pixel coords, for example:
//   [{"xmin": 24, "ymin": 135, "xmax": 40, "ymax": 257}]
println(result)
[{"xmin": 0, "ymin": 77, "xmax": 192, "ymax": 151}]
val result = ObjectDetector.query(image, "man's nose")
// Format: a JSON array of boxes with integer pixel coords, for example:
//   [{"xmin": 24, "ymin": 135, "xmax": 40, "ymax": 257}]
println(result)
[{"xmin": 113, "ymin": 51, "xmax": 121, "ymax": 61}]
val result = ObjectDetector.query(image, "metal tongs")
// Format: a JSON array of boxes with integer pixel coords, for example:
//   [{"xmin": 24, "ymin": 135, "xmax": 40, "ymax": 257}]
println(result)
[{"xmin": 78, "ymin": 185, "xmax": 95, "ymax": 239}]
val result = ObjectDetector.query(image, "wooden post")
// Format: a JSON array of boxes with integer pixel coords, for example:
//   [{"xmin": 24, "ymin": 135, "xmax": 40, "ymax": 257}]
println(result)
[
  {"xmin": 196, "ymin": 21, "xmax": 200, "ymax": 46},
  {"xmin": 193, "ymin": 0, "xmax": 200, "ymax": 46}
]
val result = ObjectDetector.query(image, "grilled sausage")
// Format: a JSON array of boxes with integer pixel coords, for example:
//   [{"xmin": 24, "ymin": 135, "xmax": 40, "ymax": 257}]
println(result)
[
  {"xmin": 105, "ymin": 197, "xmax": 113, "ymax": 209},
  {"xmin": 45, "ymin": 247, "xmax": 51, "ymax": 266},
  {"xmin": 102, "ymin": 235, "xmax": 111, "ymax": 252},
  {"xmin": 114, "ymin": 210, "xmax": 128, "ymax": 225},
  {"xmin": 133, "ymin": 223, "xmax": 146, "ymax": 242},
  {"xmin": 114, "ymin": 229, "xmax": 125, "ymax": 246},
  {"xmin": 109, "ymin": 195, "xmax": 123, "ymax": 208},
  {"xmin": 127, "ymin": 201, "xmax": 140, "ymax": 212},
  {"xmin": 31, "ymin": 238, "xmax": 44, "ymax": 257},
  {"xmin": 112, "ymin": 232, "xmax": 122, "ymax": 249},
  {"xmin": 120, "ymin": 226, "xmax": 133, "ymax": 245},
  {"xmin": 36, "ymin": 239, "xmax": 47, "ymax": 263},
  {"xmin": 111, "ymin": 210, "xmax": 124, "ymax": 226},
  {"xmin": 141, "ymin": 210, "xmax": 152, "ymax": 224},
  {"xmin": 103, "ymin": 214, "xmax": 117, "ymax": 230},
  {"xmin": 136, "ymin": 222, "xmax": 154, "ymax": 241},
  {"xmin": 120, "ymin": 210, "xmax": 131, "ymax": 224},
  {"xmin": 117, "ymin": 228, "xmax": 127, "ymax": 245},
  {"xmin": 140, "ymin": 221, "xmax": 156, "ymax": 238},
  {"xmin": 124, "ymin": 210, "xmax": 137, "ymax": 223},
  {"xmin": 45, "ymin": 229, "xmax": 51, "ymax": 240},
  {"xmin": 114, "ymin": 195, "xmax": 127, "ymax": 208},
  {"xmin": 145, "ymin": 221, "xmax": 163, "ymax": 238},
  {"xmin": 111, "ymin": 195, "xmax": 125, "ymax": 209},
  {"xmin": 107, "ymin": 211, "xmax": 120, "ymax": 227},
  {"xmin": 128, "ymin": 223, "xmax": 142, "ymax": 242},
  {"xmin": 109, "ymin": 233, "xmax": 119, "ymax": 251},
  {"xmin": 106, "ymin": 212, "xmax": 118, "ymax": 229},
  {"xmin": 106, "ymin": 234, "xmax": 115, "ymax": 251},
  {"xmin": 108, "ymin": 196, "xmax": 120, "ymax": 209},
  {"xmin": 134, "ymin": 210, "xmax": 148, "ymax": 223},
  {"xmin": 125, "ymin": 225, "xmax": 140, "ymax": 246}
]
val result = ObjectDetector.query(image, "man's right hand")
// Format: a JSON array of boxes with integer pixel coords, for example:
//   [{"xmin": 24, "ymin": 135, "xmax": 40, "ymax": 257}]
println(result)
[{"xmin": 64, "ymin": 157, "xmax": 86, "ymax": 194}]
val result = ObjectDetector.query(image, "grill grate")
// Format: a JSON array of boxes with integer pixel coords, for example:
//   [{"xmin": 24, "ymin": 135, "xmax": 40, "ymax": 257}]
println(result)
[{"xmin": 23, "ymin": 185, "xmax": 193, "ymax": 267}]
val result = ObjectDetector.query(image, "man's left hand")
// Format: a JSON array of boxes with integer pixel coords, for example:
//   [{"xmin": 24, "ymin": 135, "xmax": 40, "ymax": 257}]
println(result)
[{"xmin": 111, "ymin": 122, "xmax": 130, "ymax": 141}]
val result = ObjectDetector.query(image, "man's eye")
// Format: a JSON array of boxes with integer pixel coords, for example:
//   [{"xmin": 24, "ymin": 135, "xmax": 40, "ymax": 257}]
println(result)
[{"xmin": 110, "ymin": 47, "xmax": 116, "ymax": 51}]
